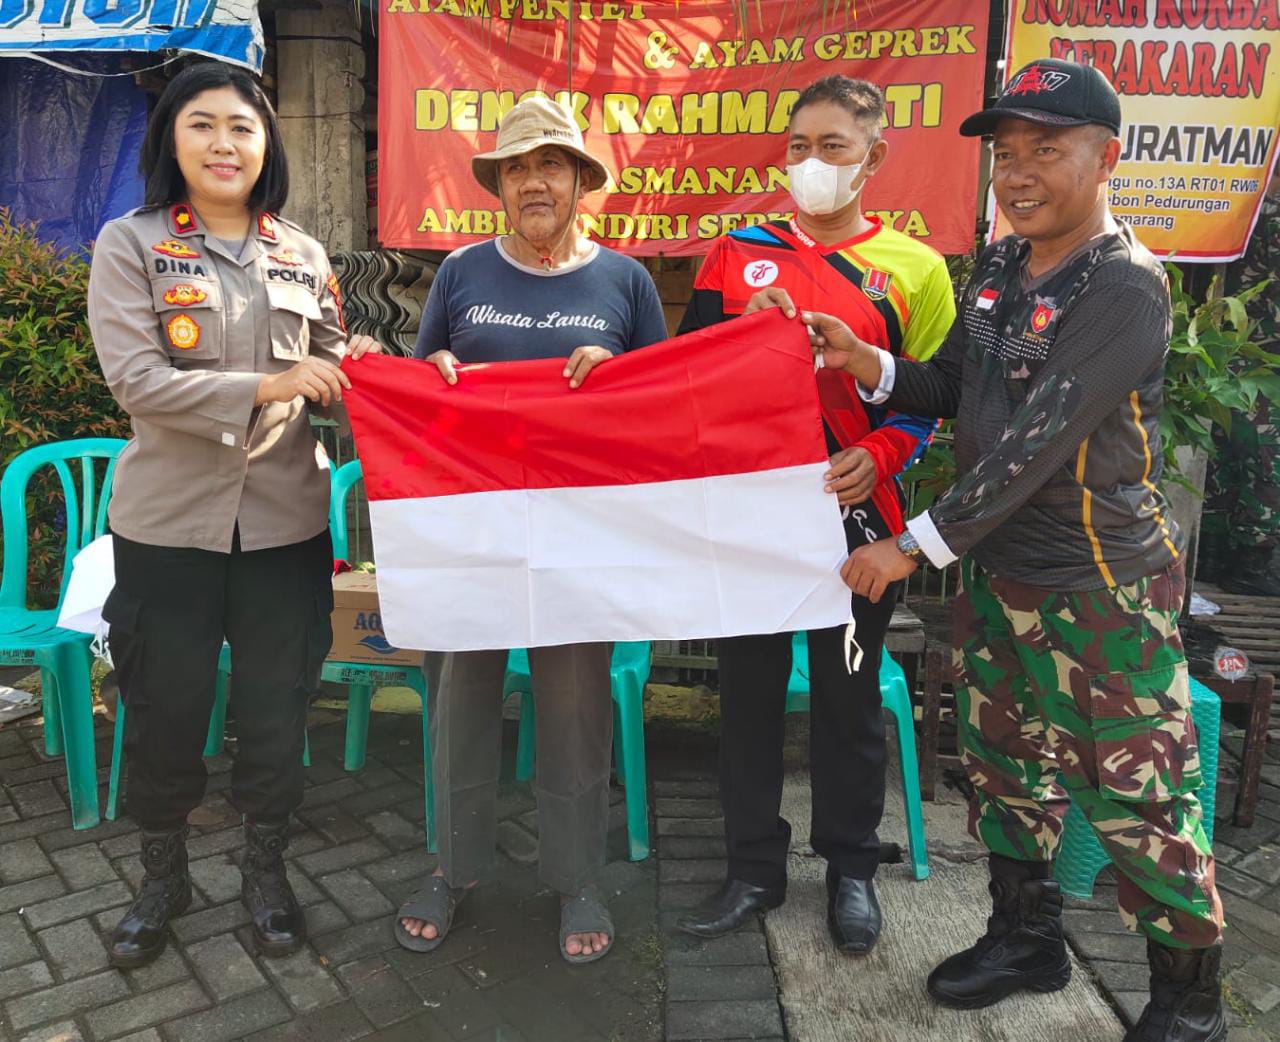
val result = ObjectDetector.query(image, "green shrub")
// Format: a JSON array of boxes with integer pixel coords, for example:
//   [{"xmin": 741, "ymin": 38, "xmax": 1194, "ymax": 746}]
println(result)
[
  {"xmin": 1163, "ymin": 263, "xmax": 1279, "ymax": 480},
  {"xmin": 0, "ymin": 209, "xmax": 129, "ymax": 605},
  {"xmin": 0, "ymin": 209, "xmax": 127, "ymax": 457}
]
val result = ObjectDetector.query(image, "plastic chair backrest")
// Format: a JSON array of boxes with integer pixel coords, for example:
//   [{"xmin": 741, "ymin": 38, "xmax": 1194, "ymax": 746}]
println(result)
[
  {"xmin": 329, "ymin": 459, "xmax": 364, "ymax": 562},
  {"xmin": 508, "ymin": 642, "xmax": 650, "ymax": 677},
  {"xmin": 0, "ymin": 439, "xmax": 127, "ymax": 611}
]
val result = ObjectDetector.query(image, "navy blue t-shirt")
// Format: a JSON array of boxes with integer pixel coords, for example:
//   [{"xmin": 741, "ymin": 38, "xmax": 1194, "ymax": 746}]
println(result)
[{"xmin": 412, "ymin": 239, "xmax": 668, "ymax": 362}]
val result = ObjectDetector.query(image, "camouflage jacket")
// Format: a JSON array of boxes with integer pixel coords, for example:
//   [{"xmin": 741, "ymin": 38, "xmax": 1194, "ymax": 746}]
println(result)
[{"xmin": 889, "ymin": 223, "xmax": 1183, "ymax": 591}]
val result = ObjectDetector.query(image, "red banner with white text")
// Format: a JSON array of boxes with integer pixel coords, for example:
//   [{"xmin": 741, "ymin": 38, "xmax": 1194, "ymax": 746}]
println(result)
[{"xmin": 377, "ymin": 0, "xmax": 990, "ymax": 256}]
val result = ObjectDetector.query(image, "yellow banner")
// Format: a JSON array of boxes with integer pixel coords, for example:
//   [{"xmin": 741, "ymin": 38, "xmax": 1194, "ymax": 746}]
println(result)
[{"xmin": 1001, "ymin": 0, "xmax": 1280, "ymax": 261}]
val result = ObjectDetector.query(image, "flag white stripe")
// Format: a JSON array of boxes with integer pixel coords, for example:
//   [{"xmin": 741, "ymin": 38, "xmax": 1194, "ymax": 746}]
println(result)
[{"xmin": 370, "ymin": 462, "xmax": 852, "ymax": 652}]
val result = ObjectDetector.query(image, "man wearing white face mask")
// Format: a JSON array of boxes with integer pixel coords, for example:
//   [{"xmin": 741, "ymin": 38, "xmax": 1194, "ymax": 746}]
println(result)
[{"xmin": 676, "ymin": 76, "xmax": 955, "ymax": 952}]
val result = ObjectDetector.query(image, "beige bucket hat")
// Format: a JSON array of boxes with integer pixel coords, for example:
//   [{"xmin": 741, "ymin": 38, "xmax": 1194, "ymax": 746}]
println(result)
[{"xmin": 471, "ymin": 96, "xmax": 614, "ymax": 197}]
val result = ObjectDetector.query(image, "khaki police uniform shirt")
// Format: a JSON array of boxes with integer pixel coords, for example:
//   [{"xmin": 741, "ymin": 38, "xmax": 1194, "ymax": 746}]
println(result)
[{"xmin": 88, "ymin": 204, "xmax": 348, "ymax": 553}]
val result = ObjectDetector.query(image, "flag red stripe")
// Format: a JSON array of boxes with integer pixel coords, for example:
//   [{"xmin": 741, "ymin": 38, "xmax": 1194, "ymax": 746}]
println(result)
[{"xmin": 342, "ymin": 309, "xmax": 828, "ymax": 500}]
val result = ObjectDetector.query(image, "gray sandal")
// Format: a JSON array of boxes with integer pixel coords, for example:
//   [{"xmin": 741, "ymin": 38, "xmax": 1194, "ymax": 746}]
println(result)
[
  {"xmin": 560, "ymin": 887, "xmax": 614, "ymax": 964},
  {"xmin": 395, "ymin": 876, "xmax": 463, "ymax": 953}
]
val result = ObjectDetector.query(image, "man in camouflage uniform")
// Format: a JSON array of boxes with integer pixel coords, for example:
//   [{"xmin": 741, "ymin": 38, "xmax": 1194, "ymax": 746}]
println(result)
[{"xmin": 802, "ymin": 61, "xmax": 1226, "ymax": 1042}]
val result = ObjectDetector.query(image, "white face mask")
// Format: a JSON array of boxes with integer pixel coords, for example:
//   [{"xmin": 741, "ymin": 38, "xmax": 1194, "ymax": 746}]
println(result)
[{"xmin": 786, "ymin": 146, "xmax": 872, "ymax": 216}]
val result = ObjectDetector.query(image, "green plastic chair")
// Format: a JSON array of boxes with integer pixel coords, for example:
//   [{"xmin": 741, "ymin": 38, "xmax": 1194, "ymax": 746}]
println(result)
[
  {"xmin": 1, "ymin": 438, "xmax": 127, "ymax": 829},
  {"xmin": 326, "ymin": 460, "xmax": 433, "ymax": 843},
  {"xmin": 785, "ymin": 631, "xmax": 930, "ymax": 881},
  {"xmin": 1053, "ymin": 676, "xmax": 1220, "ymax": 899},
  {"xmin": 502, "ymin": 642, "xmax": 653, "ymax": 862}
]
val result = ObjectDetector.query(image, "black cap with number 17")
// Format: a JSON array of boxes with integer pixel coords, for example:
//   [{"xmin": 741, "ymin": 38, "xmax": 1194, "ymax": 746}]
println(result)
[{"xmin": 959, "ymin": 58, "xmax": 1122, "ymax": 138}]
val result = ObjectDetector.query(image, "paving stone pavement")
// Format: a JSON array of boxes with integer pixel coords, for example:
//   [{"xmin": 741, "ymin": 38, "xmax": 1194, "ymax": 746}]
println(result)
[
  {"xmin": 1060, "ymin": 721, "xmax": 1280, "ymax": 1042},
  {"xmin": 2, "ymin": 677, "xmax": 1278, "ymax": 1041},
  {"xmin": 0, "ymin": 692, "xmax": 662, "ymax": 1042},
  {"xmin": 646, "ymin": 725, "xmax": 786, "ymax": 1042}
]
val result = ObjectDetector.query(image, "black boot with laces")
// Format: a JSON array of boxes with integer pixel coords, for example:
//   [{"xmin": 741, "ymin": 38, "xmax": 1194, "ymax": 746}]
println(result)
[
  {"xmin": 1123, "ymin": 940, "xmax": 1226, "ymax": 1042},
  {"xmin": 242, "ymin": 818, "xmax": 307, "ymax": 957},
  {"xmin": 927, "ymin": 853, "xmax": 1071, "ymax": 1009},
  {"xmin": 108, "ymin": 827, "xmax": 192, "ymax": 968}
]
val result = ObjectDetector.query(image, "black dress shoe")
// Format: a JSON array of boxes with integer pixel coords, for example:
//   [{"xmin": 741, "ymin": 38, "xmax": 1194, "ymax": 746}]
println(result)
[
  {"xmin": 826, "ymin": 867, "xmax": 882, "ymax": 954},
  {"xmin": 677, "ymin": 878, "xmax": 785, "ymax": 938}
]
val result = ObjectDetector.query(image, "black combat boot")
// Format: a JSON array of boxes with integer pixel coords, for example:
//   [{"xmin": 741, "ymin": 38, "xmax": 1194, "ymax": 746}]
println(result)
[
  {"xmin": 1123, "ymin": 940, "xmax": 1227, "ymax": 1042},
  {"xmin": 108, "ymin": 827, "xmax": 192, "ymax": 968},
  {"xmin": 241, "ymin": 819, "xmax": 306, "ymax": 957},
  {"xmin": 927, "ymin": 854, "xmax": 1071, "ymax": 1008}
]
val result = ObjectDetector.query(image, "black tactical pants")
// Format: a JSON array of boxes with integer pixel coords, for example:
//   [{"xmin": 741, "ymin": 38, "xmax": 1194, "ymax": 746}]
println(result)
[{"xmin": 105, "ymin": 529, "xmax": 333, "ymax": 829}]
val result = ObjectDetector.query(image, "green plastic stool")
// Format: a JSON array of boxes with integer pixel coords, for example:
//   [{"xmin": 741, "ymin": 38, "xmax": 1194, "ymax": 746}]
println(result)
[
  {"xmin": 1053, "ymin": 676, "xmax": 1220, "ymax": 899},
  {"xmin": 503, "ymin": 642, "xmax": 653, "ymax": 862},
  {"xmin": 1, "ymin": 438, "xmax": 127, "ymax": 830},
  {"xmin": 326, "ymin": 659, "xmax": 433, "ymax": 847},
  {"xmin": 785, "ymin": 632, "xmax": 930, "ymax": 882}
]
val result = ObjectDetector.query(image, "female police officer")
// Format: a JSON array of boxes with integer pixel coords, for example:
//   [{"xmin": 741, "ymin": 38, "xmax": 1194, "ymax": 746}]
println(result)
[{"xmin": 88, "ymin": 61, "xmax": 379, "ymax": 967}]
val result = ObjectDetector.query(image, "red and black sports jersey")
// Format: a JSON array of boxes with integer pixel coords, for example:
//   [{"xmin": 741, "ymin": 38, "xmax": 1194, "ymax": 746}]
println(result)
[{"xmin": 679, "ymin": 216, "xmax": 955, "ymax": 535}]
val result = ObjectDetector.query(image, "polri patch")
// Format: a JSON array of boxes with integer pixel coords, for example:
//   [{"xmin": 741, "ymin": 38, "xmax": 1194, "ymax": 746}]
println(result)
[
  {"xmin": 166, "ymin": 313, "xmax": 201, "ymax": 350},
  {"xmin": 326, "ymin": 273, "xmax": 347, "ymax": 333}
]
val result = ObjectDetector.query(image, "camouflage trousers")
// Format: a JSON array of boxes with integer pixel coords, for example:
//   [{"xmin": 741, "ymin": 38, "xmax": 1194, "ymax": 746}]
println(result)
[{"xmin": 953, "ymin": 558, "xmax": 1224, "ymax": 949}]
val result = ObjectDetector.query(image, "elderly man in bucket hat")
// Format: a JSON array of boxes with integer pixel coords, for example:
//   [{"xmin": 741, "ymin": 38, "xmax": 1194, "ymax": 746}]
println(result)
[{"xmin": 394, "ymin": 96, "xmax": 666, "ymax": 964}]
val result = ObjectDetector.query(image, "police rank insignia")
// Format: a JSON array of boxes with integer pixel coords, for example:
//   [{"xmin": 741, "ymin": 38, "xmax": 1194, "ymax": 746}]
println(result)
[
  {"xmin": 152, "ymin": 239, "xmax": 200, "ymax": 259},
  {"xmin": 1030, "ymin": 301, "xmax": 1056, "ymax": 333},
  {"xmin": 257, "ymin": 213, "xmax": 279, "ymax": 242},
  {"xmin": 170, "ymin": 204, "xmax": 198, "ymax": 233},
  {"xmin": 162, "ymin": 284, "xmax": 208, "ymax": 306},
  {"xmin": 166, "ymin": 313, "xmax": 201, "ymax": 350},
  {"xmin": 268, "ymin": 249, "xmax": 303, "ymax": 267},
  {"xmin": 862, "ymin": 269, "xmax": 893, "ymax": 301}
]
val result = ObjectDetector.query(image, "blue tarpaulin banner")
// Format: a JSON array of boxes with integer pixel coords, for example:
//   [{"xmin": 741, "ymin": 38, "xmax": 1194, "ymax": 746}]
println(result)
[
  {"xmin": 0, "ymin": 0, "xmax": 263, "ymax": 71},
  {"xmin": 0, "ymin": 56, "xmax": 148, "ymax": 250}
]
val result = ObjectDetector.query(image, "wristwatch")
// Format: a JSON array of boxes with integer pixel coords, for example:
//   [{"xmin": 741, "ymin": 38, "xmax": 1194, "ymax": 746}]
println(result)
[{"xmin": 896, "ymin": 529, "xmax": 928, "ymax": 566}]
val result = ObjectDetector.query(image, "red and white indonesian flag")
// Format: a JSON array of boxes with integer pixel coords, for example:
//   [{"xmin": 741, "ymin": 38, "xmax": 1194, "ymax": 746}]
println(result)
[{"xmin": 341, "ymin": 310, "xmax": 851, "ymax": 652}]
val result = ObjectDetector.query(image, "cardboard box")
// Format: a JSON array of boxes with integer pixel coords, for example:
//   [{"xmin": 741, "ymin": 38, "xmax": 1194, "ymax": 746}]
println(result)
[{"xmin": 328, "ymin": 572, "xmax": 423, "ymax": 667}]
